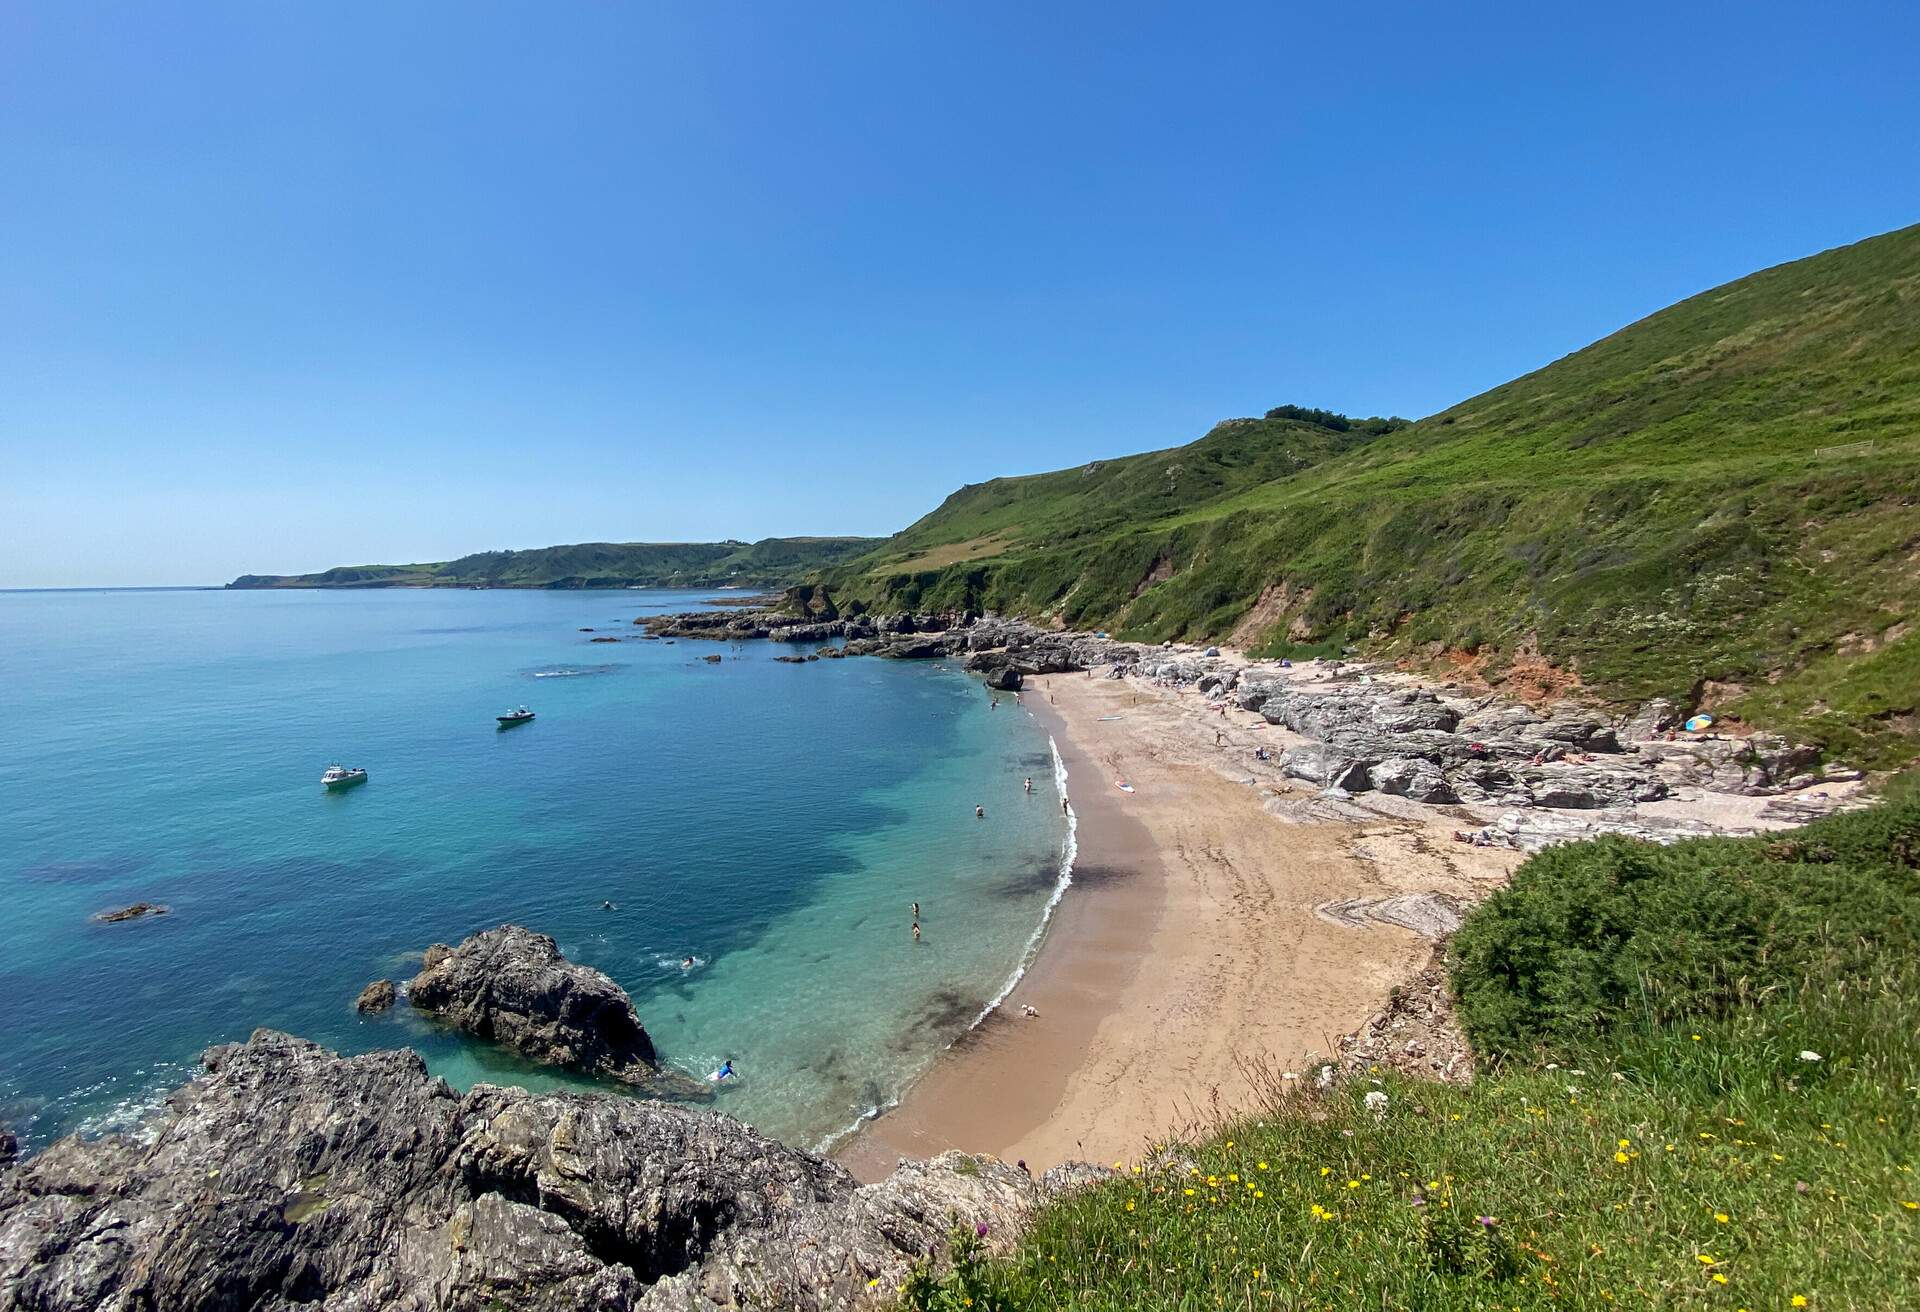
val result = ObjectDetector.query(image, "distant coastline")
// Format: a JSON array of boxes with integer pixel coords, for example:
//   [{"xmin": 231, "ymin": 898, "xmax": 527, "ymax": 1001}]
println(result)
[{"xmin": 226, "ymin": 535, "xmax": 880, "ymax": 592}]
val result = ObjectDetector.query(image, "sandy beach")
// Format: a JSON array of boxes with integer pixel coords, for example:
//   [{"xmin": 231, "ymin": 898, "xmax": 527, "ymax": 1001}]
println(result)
[{"xmin": 839, "ymin": 664, "xmax": 1519, "ymax": 1181}]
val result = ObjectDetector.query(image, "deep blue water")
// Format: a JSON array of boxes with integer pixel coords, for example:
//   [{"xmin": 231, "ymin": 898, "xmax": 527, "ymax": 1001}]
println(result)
[{"xmin": 0, "ymin": 588, "xmax": 1069, "ymax": 1152}]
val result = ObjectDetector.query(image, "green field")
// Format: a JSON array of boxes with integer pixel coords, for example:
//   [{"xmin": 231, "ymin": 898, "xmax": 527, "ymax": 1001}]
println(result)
[
  {"xmin": 816, "ymin": 224, "xmax": 1920, "ymax": 769},
  {"xmin": 228, "ymin": 535, "xmax": 880, "ymax": 591},
  {"xmin": 897, "ymin": 804, "xmax": 1920, "ymax": 1311}
]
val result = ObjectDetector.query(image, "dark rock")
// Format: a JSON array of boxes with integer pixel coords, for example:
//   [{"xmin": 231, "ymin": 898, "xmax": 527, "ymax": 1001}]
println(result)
[
  {"xmin": 879, "ymin": 638, "xmax": 946, "ymax": 660},
  {"xmin": 91, "ymin": 902, "xmax": 168, "ymax": 923},
  {"xmin": 589, "ymin": 635, "xmax": 622, "ymax": 643},
  {"xmin": 353, "ymin": 980, "xmax": 395, "ymax": 1014},
  {"xmin": 701, "ymin": 653, "xmax": 722, "ymax": 663},
  {"xmin": 984, "ymin": 666, "xmax": 1023, "ymax": 691},
  {"xmin": 0, "ymin": 1031, "xmax": 1042, "ymax": 1311},
  {"xmin": 408, "ymin": 925, "xmax": 695, "ymax": 1095},
  {"xmin": 0, "ymin": 1128, "xmax": 14, "ymax": 1169}
]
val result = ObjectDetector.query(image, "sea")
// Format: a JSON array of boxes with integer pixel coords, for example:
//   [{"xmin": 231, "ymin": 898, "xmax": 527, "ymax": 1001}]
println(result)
[{"xmin": 0, "ymin": 587, "xmax": 1073, "ymax": 1155}]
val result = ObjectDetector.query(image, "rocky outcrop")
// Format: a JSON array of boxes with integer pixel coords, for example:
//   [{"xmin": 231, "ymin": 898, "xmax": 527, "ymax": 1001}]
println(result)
[
  {"xmin": 0, "ymin": 1129, "xmax": 14, "ymax": 1170},
  {"xmin": 354, "ymin": 979, "xmax": 395, "ymax": 1013},
  {"xmin": 0, "ymin": 1031, "xmax": 1056, "ymax": 1311},
  {"xmin": 408, "ymin": 925, "xmax": 699, "ymax": 1097}
]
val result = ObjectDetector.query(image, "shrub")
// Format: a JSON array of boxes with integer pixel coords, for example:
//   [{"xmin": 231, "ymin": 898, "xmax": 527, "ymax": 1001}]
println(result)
[{"xmin": 1449, "ymin": 802, "xmax": 1920, "ymax": 1061}]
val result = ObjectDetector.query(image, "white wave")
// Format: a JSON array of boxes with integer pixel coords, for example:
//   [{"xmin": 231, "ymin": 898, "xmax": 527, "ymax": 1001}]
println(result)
[
  {"xmin": 811, "ymin": 1097, "xmax": 893, "ymax": 1156},
  {"xmin": 966, "ymin": 733, "xmax": 1076, "ymax": 1031}
]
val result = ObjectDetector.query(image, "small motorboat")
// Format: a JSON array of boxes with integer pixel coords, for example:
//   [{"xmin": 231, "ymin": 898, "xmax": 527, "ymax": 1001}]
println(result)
[
  {"xmin": 321, "ymin": 764, "xmax": 368, "ymax": 789},
  {"xmin": 497, "ymin": 706, "xmax": 536, "ymax": 726}
]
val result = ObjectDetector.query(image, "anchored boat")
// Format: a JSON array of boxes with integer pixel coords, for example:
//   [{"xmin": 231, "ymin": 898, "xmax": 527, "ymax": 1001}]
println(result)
[
  {"xmin": 321, "ymin": 764, "xmax": 367, "ymax": 790},
  {"xmin": 497, "ymin": 706, "xmax": 536, "ymax": 726}
]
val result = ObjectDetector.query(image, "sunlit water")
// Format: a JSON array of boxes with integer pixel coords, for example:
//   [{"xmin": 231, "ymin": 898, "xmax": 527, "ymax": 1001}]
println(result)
[{"xmin": 0, "ymin": 588, "xmax": 1068, "ymax": 1153}]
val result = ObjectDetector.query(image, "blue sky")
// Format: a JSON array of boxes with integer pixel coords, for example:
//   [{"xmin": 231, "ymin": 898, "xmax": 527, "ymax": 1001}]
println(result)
[{"xmin": 3, "ymin": 2, "xmax": 1917, "ymax": 586}]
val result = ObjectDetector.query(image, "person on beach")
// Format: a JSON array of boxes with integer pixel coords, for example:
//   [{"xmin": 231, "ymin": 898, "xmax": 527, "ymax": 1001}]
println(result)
[
  {"xmin": 1022, "ymin": 1003, "xmax": 1040, "ymax": 1018},
  {"xmin": 975, "ymin": 804, "xmax": 985, "ymax": 818},
  {"xmin": 1062, "ymin": 795, "xmax": 1070, "ymax": 815}
]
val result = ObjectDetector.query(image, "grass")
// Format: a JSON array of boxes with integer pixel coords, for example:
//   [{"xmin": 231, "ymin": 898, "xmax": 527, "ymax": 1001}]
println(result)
[
  {"xmin": 814, "ymin": 223, "xmax": 1920, "ymax": 771},
  {"xmin": 897, "ymin": 804, "xmax": 1920, "ymax": 1311}
]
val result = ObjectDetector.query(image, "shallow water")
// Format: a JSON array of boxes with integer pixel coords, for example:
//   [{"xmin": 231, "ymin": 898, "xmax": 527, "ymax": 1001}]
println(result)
[{"xmin": 0, "ymin": 588, "xmax": 1067, "ymax": 1152}]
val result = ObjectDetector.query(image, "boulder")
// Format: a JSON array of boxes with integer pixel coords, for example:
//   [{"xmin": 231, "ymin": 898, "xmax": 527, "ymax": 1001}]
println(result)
[
  {"xmin": 984, "ymin": 666, "xmax": 1023, "ymax": 691},
  {"xmin": 353, "ymin": 980, "xmax": 395, "ymax": 1014},
  {"xmin": 0, "ymin": 1031, "xmax": 1044, "ymax": 1312},
  {"xmin": 1370, "ymin": 757, "xmax": 1457, "ymax": 804},
  {"xmin": 0, "ymin": 1128, "xmax": 14, "ymax": 1170},
  {"xmin": 408, "ymin": 925, "xmax": 693, "ymax": 1095},
  {"xmin": 879, "ymin": 638, "xmax": 947, "ymax": 660}
]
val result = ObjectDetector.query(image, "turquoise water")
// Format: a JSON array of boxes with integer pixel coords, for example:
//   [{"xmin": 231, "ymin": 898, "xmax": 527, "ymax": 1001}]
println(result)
[{"xmin": 0, "ymin": 588, "xmax": 1069, "ymax": 1153}]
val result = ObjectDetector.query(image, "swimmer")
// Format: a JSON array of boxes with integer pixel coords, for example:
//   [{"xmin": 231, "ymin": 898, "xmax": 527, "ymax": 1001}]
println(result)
[
  {"xmin": 682, "ymin": 956, "xmax": 696, "ymax": 970},
  {"xmin": 912, "ymin": 922, "xmax": 921, "ymax": 942},
  {"xmin": 975, "ymin": 805, "xmax": 985, "ymax": 819},
  {"xmin": 1024, "ymin": 776, "xmax": 1033, "ymax": 793},
  {"xmin": 601, "ymin": 900, "xmax": 615, "ymax": 911},
  {"xmin": 911, "ymin": 901, "xmax": 920, "ymax": 919},
  {"xmin": 711, "ymin": 1059, "xmax": 735, "ymax": 1082}
]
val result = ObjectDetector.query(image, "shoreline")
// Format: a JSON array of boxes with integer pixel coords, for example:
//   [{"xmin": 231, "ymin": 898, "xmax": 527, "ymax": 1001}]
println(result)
[{"xmin": 838, "ymin": 667, "xmax": 1519, "ymax": 1181}]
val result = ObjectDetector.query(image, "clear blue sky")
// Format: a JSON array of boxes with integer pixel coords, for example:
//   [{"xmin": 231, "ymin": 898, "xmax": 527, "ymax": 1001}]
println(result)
[{"xmin": 4, "ymin": 2, "xmax": 1917, "ymax": 586}]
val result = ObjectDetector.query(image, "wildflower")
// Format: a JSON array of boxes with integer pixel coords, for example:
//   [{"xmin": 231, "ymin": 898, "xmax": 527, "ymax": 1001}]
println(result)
[
  {"xmin": 1348, "ymin": 1180, "xmax": 1361, "ymax": 1189},
  {"xmin": 867, "ymin": 1279, "xmax": 880, "ymax": 1289},
  {"xmin": 1477, "ymin": 1216, "xmax": 1497, "ymax": 1228},
  {"xmin": 1691, "ymin": 1034, "xmax": 1702, "ymax": 1041},
  {"xmin": 1618, "ymin": 1138, "xmax": 1630, "ymax": 1148},
  {"xmin": 1715, "ymin": 1212, "xmax": 1729, "ymax": 1224},
  {"xmin": 1257, "ymin": 1161, "xmax": 1268, "ymax": 1171},
  {"xmin": 1614, "ymin": 1151, "xmax": 1630, "ymax": 1164},
  {"xmin": 1696, "ymin": 1254, "xmax": 1716, "ymax": 1265},
  {"xmin": 1712, "ymin": 1274, "xmax": 1728, "ymax": 1285},
  {"xmin": 1184, "ymin": 1188, "xmax": 1195, "ymax": 1197},
  {"xmin": 1792, "ymin": 1297, "xmax": 1807, "ymax": 1308},
  {"xmin": 1126, "ymin": 1200, "xmax": 1135, "ymax": 1212},
  {"xmin": 1320, "ymin": 1166, "xmax": 1332, "ymax": 1176},
  {"xmin": 1798, "ymin": 1050, "xmax": 1822, "ymax": 1063},
  {"xmin": 1411, "ymin": 1196, "xmax": 1426, "ymax": 1207},
  {"xmin": 975, "ymin": 1222, "xmax": 989, "ymax": 1238},
  {"xmin": 1902, "ymin": 1201, "xmax": 1918, "ymax": 1210}
]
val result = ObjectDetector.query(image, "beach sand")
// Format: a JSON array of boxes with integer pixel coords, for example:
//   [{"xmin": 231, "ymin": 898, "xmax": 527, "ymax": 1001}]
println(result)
[{"xmin": 839, "ymin": 668, "xmax": 1517, "ymax": 1182}]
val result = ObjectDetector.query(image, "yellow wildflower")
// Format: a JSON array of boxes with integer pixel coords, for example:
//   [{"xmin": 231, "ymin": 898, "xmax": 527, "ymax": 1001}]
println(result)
[
  {"xmin": 1712, "ymin": 1273, "xmax": 1728, "ymax": 1285},
  {"xmin": 1715, "ymin": 1212, "xmax": 1730, "ymax": 1224},
  {"xmin": 1792, "ymin": 1297, "xmax": 1807, "ymax": 1308},
  {"xmin": 1614, "ymin": 1151, "xmax": 1630, "ymax": 1164}
]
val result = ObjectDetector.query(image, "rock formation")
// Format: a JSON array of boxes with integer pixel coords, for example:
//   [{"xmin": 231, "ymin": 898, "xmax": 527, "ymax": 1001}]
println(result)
[
  {"xmin": 354, "ymin": 979, "xmax": 395, "ymax": 1013},
  {"xmin": 0, "ymin": 1030, "xmax": 1051, "ymax": 1311},
  {"xmin": 408, "ymin": 925, "xmax": 701, "ymax": 1097}
]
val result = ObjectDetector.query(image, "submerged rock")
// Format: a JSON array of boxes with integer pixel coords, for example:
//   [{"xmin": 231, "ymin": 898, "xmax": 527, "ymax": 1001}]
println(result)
[
  {"xmin": 353, "ymin": 979, "xmax": 395, "ymax": 1013},
  {"xmin": 0, "ymin": 1031, "xmax": 1047, "ymax": 1311},
  {"xmin": 408, "ymin": 925, "xmax": 696, "ymax": 1095},
  {"xmin": 90, "ymin": 902, "xmax": 168, "ymax": 924}
]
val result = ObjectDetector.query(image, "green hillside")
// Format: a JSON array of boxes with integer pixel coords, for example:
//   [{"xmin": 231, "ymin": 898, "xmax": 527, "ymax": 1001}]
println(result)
[
  {"xmin": 816, "ymin": 224, "xmax": 1920, "ymax": 768},
  {"xmin": 229, "ymin": 536, "xmax": 879, "ymax": 591}
]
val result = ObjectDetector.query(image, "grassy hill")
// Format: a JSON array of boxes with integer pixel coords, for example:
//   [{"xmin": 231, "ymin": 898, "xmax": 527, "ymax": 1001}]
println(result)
[
  {"xmin": 229, "ymin": 536, "xmax": 879, "ymax": 591},
  {"xmin": 815, "ymin": 224, "xmax": 1920, "ymax": 768}
]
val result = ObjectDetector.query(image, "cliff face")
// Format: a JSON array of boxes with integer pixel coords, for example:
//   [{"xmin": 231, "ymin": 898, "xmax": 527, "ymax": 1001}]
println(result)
[{"xmin": 0, "ymin": 1031, "xmax": 1053, "ymax": 1311}]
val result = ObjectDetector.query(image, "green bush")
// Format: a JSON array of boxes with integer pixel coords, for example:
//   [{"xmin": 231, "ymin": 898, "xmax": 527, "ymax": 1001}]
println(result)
[{"xmin": 1449, "ymin": 803, "xmax": 1920, "ymax": 1062}]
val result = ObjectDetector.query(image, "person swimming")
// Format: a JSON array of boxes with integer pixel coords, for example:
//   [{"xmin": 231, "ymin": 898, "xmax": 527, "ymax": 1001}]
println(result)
[
  {"xmin": 711, "ymin": 1059, "xmax": 735, "ymax": 1082},
  {"xmin": 912, "ymin": 922, "xmax": 921, "ymax": 942},
  {"xmin": 911, "ymin": 901, "xmax": 920, "ymax": 919},
  {"xmin": 601, "ymin": 900, "xmax": 615, "ymax": 911},
  {"xmin": 681, "ymin": 956, "xmax": 696, "ymax": 970},
  {"xmin": 975, "ymin": 805, "xmax": 985, "ymax": 818},
  {"xmin": 1024, "ymin": 776, "xmax": 1033, "ymax": 793}
]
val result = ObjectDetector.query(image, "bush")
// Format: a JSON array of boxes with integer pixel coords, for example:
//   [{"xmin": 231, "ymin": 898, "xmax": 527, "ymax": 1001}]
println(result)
[{"xmin": 1449, "ymin": 803, "xmax": 1920, "ymax": 1061}]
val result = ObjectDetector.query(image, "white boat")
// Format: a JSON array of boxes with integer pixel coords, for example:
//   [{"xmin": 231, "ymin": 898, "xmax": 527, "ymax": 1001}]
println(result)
[
  {"xmin": 497, "ymin": 706, "xmax": 536, "ymax": 726},
  {"xmin": 321, "ymin": 764, "xmax": 368, "ymax": 789}
]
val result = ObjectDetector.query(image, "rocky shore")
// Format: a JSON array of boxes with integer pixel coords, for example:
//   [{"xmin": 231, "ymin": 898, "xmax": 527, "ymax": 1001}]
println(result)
[
  {"xmin": 0, "ymin": 1030, "xmax": 1100, "ymax": 1310},
  {"xmin": 640, "ymin": 604, "xmax": 1866, "ymax": 851}
]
